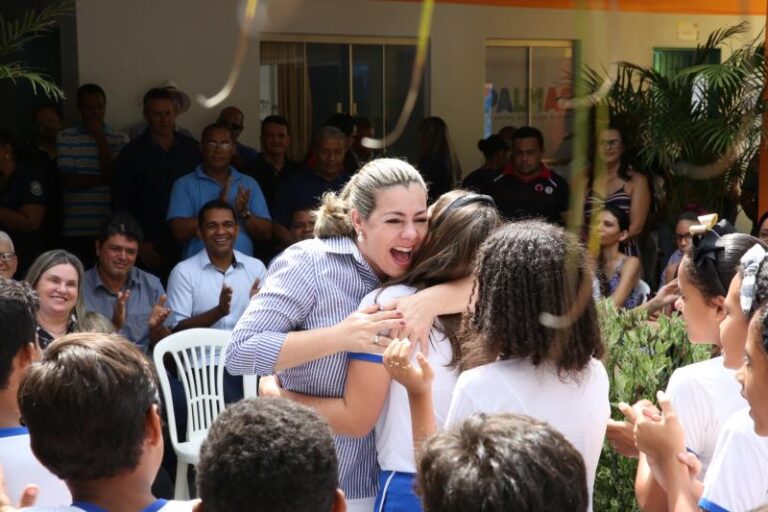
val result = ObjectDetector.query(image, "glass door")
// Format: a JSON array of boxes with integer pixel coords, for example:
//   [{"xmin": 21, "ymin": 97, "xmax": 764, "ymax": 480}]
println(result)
[{"xmin": 307, "ymin": 43, "xmax": 351, "ymax": 139}]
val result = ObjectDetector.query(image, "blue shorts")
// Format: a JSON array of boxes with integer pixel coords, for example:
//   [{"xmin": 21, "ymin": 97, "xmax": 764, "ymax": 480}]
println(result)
[{"xmin": 373, "ymin": 471, "xmax": 422, "ymax": 512}]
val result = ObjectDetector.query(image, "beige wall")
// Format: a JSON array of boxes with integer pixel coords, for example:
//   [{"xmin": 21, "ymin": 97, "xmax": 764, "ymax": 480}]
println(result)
[{"xmin": 76, "ymin": 0, "xmax": 762, "ymax": 170}]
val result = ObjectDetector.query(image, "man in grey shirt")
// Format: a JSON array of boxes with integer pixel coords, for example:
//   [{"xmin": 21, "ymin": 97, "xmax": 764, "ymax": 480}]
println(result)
[{"xmin": 83, "ymin": 213, "xmax": 171, "ymax": 352}]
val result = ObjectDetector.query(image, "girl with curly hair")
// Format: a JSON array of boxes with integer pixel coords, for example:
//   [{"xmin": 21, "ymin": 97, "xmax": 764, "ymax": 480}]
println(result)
[{"xmin": 385, "ymin": 220, "xmax": 609, "ymax": 510}]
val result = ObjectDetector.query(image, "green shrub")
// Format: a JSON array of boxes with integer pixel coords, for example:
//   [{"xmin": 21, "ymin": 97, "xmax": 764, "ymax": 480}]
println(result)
[{"xmin": 593, "ymin": 300, "xmax": 710, "ymax": 511}]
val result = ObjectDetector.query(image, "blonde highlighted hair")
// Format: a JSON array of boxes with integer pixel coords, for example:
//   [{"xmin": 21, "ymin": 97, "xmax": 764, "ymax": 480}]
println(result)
[{"xmin": 314, "ymin": 158, "xmax": 427, "ymax": 239}]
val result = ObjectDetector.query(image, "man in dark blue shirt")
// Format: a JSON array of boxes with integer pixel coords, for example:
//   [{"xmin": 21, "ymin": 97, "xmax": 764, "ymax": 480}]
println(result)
[
  {"xmin": 272, "ymin": 126, "xmax": 351, "ymax": 247},
  {"xmin": 113, "ymin": 88, "xmax": 200, "ymax": 281}
]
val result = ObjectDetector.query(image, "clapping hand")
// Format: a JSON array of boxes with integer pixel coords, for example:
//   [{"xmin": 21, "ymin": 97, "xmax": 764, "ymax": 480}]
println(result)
[
  {"xmin": 235, "ymin": 185, "xmax": 251, "ymax": 217},
  {"xmin": 383, "ymin": 338, "xmax": 434, "ymax": 396},
  {"xmin": 148, "ymin": 295, "xmax": 171, "ymax": 329},
  {"xmin": 218, "ymin": 284, "xmax": 233, "ymax": 317},
  {"xmin": 112, "ymin": 290, "xmax": 131, "ymax": 330}
]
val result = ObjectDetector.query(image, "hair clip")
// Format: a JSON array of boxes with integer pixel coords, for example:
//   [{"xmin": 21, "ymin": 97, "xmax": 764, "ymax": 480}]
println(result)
[
  {"xmin": 689, "ymin": 213, "xmax": 718, "ymax": 236},
  {"xmin": 740, "ymin": 244, "xmax": 767, "ymax": 315}
]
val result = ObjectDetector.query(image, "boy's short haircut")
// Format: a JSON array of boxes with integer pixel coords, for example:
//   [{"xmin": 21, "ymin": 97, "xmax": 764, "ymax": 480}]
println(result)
[
  {"xmin": 417, "ymin": 413, "xmax": 588, "ymax": 512},
  {"xmin": 0, "ymin": 279, "xmax": 39, "ymax": 388},
  {"xmin": 196, "ymin": 397, "xmax": 339, "ymax": 512},
  {"xmin": 18, "ymin": 333, "xmax": 160, "ymax": 482}
]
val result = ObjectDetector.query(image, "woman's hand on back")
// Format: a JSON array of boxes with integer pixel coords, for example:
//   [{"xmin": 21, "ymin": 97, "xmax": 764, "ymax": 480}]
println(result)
[
  {"xmin": 385, "ymin": 294, "xmax": 434, "ymax": 353},
  {"xmin": 383, "ymin": 338, "xmax": 434, "ymax": 396},
  {"xmin": 335, "ymin": 303, "xmax": 404, "ymax": 353}
]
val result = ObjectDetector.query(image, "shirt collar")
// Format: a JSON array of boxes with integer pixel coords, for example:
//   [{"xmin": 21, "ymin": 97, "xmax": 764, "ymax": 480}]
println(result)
[
  {"xmin": 502, "ymin": 163, "xmax": 552, "ymax": 181},
  {"xmin": 195, "ymin": 164, "xmax": 241, "ymax": 183},
  {"xmin": 197, "ymin": 248, "xmax": 240, "ymax": 270},
  {"xmin": 90, "ymin": 265, "xmax": 137, "ymax": 292},
  {"xmin": 320, "ymin": 237, "xmax": 380, "ymax": 284}
]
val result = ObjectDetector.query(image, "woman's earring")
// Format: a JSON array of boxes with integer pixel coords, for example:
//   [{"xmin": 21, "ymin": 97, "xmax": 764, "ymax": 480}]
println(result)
[{"xmin": 357, "ymin": 231, "xmax": 363, "ymax": 242}]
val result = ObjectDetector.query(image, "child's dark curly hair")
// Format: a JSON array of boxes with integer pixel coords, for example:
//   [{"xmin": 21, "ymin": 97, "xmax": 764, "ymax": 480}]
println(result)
[{"xmin": 459, "ymin": 220, "xmax": 604, "ymax": 377}]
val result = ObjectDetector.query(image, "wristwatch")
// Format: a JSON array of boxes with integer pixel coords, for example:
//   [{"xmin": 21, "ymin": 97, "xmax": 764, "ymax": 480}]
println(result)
[{"xmin": 240, "ymin": 209, "xmax": 252, "ymax": 220}]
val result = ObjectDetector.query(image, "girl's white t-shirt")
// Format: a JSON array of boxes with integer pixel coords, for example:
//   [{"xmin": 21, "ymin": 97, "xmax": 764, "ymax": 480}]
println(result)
[
  {"xmin": 665, "ymin": 355, "xmax": 747, "ymax": 478},
  {"xmin": 700, "ymin": 407, "xmax": 768, "ymax": 512},
  {"xmin": 359, "ymin": 285, "xmax": 459, "ymax": 474},
  {"xmin": 444, "ymin": 357, "xmax": 610, "ymax": 511}
]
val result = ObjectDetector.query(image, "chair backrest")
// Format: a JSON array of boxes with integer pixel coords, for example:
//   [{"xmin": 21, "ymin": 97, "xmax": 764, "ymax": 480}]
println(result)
[{"xmin": 153, "ymin": 328, "xmax": 231, "ymax": 449}]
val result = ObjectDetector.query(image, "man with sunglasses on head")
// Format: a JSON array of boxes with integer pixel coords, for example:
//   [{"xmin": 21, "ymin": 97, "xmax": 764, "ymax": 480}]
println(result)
[
  {"xmin": 217, "ymin": 106, "xmax": 260, "ymax": 171},
  {"xmin": 167, "ymin": 123, "xmax": 271, "ymax": 260}
]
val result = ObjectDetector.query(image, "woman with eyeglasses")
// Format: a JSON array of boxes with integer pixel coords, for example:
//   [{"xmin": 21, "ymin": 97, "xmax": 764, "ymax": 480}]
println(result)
[
  {"xmin": 585, "ymin": 125, "xmax": 651, "ymax": 258},
  {"xmin": 0, "ymin": 231, "xmax": 17, "ymax": 280}
]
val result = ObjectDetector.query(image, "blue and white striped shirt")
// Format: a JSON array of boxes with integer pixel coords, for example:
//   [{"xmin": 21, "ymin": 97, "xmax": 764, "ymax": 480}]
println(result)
[{"xmin": 226, "ymin": 236, "xmax": 380, "ymax": 499}]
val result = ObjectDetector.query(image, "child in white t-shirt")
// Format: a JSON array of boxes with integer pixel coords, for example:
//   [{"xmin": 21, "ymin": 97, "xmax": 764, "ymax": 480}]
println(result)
[
  {"xmin": 259, "ymin": 190, "xmax": 502, "ymax": 512},
  {"xmin": 385, "ymin": 220, "xmax": 609, "ymax": 512},
  {"xmin": 633, "ymin": 241, "xmax": 768, "ymax": 512}
]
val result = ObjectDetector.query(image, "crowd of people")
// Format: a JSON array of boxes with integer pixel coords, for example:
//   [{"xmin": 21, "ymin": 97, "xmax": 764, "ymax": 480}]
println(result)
[{"xmin": 0, "ymin": 79, "xmax": 767, "ymax": 512}]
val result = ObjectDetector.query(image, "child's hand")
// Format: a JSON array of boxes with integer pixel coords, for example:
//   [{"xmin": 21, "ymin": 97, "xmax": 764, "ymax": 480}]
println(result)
[
  {"xmin": 634, "ymin": 391, "xmax": 687, "ymax": 490},
  {"xmin": 258, "ymin": 375, "xmax": 283, "ymax": 398},
  {"xmin": 383, "ymin": 339, "xmax": 434, "ymax": 396}
]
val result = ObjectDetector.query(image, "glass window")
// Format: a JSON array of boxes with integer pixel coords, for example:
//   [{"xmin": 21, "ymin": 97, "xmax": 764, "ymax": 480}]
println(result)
[
  {"xmin": 260, "ymin": 39, "xmax": 429, "ymax": 162},
  {"xmin": 484, "ymin": 41, "xmax": 574, "ymax": 164}
]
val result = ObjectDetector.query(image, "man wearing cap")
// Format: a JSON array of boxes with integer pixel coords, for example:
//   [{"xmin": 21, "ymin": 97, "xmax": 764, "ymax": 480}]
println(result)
[{"xmin": 113, "ymin": 87, "xmax": 200, "ymax": 280}]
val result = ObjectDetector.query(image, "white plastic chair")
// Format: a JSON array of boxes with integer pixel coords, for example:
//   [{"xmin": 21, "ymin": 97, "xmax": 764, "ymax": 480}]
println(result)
[{"xmin": 153, "ymin": 328, "xmax": 231, "ymax": 499}]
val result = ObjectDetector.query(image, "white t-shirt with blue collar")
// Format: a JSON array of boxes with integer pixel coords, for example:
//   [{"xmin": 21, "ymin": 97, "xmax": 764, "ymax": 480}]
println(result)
[{"xmin": 0, "ymin": 426, "xmax": 70, "ymax": 507}]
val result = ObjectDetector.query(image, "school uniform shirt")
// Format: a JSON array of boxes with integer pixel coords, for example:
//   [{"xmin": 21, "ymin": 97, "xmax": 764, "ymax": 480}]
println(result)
[
  {"xmin": 360, "ymin": 285, "xmax": 459, "ymax": 473},
  {"xmin": 25, "ymin": 500, "xmax": 196, "ymax": 512},
  {"xmin": 0, "ymin": 426, "xmax": 70, "ymax": 507},
  {"xmin": 700, "ymin": 408, "xmax": 768, "ymax": 512},
  {"xmin": 445, "ymin": 357, "xmax": 609, "ymax": 512},
  {"xmin": 665, "ymin": 356, "xmax": 747, "ymax": 478},
  {"xmin": 166, "ymin": 249, "xmax": 266, "ymax": 331}
]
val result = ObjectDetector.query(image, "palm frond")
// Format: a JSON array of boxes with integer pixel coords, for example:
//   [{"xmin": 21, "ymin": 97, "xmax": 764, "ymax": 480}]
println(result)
[
  {"xmin": 0, "ymin": 0, "xmax": 74, "ymax": 58},
  {"xmin": 0, "ymin": 63, "xmax": 65, "ymax": 100}
]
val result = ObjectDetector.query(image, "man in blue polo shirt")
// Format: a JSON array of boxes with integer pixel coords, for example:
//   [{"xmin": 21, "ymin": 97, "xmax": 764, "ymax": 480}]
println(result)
[
  {"xmin": 470, "ymin": 126, "xmax": 569, "ymax": 226},
  {"xmin": 113, "ymin": 88, "xmax": 200, "ymax": 280},
  {"xmin": 272, "ymin": 126, "xmax": 350, "ymax": 247},
  {"xmin": 167, "ymin": 123, "xmax": 271, "ymax": 258},
  {"xmin": 82, "ymin": 214, "xmax": 169, "ymax": 353}
]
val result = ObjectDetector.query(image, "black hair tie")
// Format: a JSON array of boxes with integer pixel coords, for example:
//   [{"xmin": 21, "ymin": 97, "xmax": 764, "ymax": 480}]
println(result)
[
  {"xmin": 442, "ymin": 193, "xmax": 496, "ymax": 216},
  {"xmin": 690, "ymin": 218, "xmax": 735, "ymax": 296}
]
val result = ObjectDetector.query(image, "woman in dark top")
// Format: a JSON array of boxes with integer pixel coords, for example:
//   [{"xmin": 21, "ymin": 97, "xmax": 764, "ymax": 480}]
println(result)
[
  {"xmin": 417, "ymin": 117, "xmax": 461, "ymax": 203},
  {"xmin": 462, "ymin": 134, "xmax": 509, "ymax": 192},
  {"xmin": 585, "ymin": 125, "xmax": 651, "ymax": 257}
]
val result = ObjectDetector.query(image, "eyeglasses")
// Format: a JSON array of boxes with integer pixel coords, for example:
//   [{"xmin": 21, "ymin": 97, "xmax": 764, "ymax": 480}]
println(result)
[
  {"xmin": 675, "ymin": 233, "xmax": 693, "ymax": 242},
  {"xmin": 0, "ymin": 252, "xmax": 16, "ymax": 262},
  {"xmin": 219, "ymin": 121, "xmax": 243, "ymax": 132},
  {"xmin": 599, "ymin": 139, "xmax": 622, "ymax": 149},
  {"xmin": 204, "ymin": 141, "xmax": 233, "ymax": 150}
]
